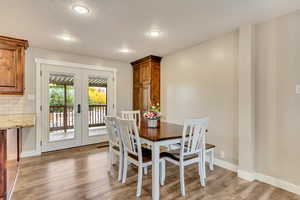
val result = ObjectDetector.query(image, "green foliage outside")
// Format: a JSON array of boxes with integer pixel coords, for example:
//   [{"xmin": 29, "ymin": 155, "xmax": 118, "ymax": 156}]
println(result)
[
  {"xmin": 49, "ymin": 84, "xmax": 106, "ymax": 107},
  {"xmin": 49, "ymin": 84, "xmax": 74, "ymax": 106}
]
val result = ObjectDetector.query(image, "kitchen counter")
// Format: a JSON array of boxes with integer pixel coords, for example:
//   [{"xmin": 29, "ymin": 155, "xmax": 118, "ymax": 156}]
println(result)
[
  {"xmin": 0, "ymin": 114, "xmax": 35, "ymax": 200},
  {"xmin": 0, "ymin": 114, "xmax": 35, "ymax": 130}
]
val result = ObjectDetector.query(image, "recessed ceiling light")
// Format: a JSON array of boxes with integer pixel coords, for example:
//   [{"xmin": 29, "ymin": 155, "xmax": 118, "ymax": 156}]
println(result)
[
  {"xmin": 72, "ymin": 5, "xmax": 90, "ymax": 15},
  {"xmin": 119, "ymin": 48, "xmax": 131, "ymax": 53},
  {"xmin": 57, "ymin": 34, "xmax": 74, "ymax": 41},
  {"xmin": 149, "ymin": 30, "xmax": 161, "ymax": 37}
]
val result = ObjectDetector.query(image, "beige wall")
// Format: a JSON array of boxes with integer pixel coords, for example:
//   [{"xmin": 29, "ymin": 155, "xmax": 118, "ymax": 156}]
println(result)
[
  {"xmin": 238, "ymin": 25, "xmax": 256, "ymax": 175},
  {"xmin": 161, "ymin": 31, "xmax": 239, "ymax": 164},
  {"xmin": 161, "ymin": 10, "xmax": 300, "ymax": 187},
  {"xmin": 0, "ymin": 47, "xmax": 132, "ymax": 152},
  {"xmin": 255, "ymin": 11, "xmax": 300, "ymax": 185}
]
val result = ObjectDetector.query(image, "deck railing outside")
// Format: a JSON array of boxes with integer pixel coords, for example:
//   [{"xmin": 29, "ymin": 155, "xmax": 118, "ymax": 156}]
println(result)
[{"xmin": 49, "ymin": 104, "xmax": 107, "ymax": 131}]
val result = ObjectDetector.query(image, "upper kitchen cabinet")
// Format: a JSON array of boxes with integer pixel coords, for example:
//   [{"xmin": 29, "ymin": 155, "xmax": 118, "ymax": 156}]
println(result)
[{"xmin": 0, "ymin": 36, "xmax": 28, "ymax": 95}]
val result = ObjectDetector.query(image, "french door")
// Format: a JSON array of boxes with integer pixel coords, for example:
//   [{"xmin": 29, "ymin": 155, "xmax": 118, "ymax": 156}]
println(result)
[
  {"xmin": 82, "ymin": 69, "xmax": 115, "ymax": 145},
  {"xmin": 41, "ymin": 64, "xmax": 115, "ymax": 152}
]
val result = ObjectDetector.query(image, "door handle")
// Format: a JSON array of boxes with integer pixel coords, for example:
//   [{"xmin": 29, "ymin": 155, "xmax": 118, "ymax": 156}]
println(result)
[{"xmin": 77, "ymin": 104, "xmax": 81, "ymax": 114}]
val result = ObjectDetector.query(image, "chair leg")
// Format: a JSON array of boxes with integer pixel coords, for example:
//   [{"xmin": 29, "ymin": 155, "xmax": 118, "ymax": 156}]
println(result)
[
  {"xmin": 160, "ymin": 160, "xmax": 165, "ymax": 185},
  {"xmin": 122, "ymin": 156, "xmax": 128, "ymax": 184},
  {"xmin": 199, "ymin": 155, "xmax": 206, "ymax": 187},
  {"xmin": 144, "ymin": 166, "xmax": 148, "ymax": 175},
  {"xmin": 198, "ymin": 158, "xmax": 202, "ymax": 177},
  {"xmin": 118, "ymin": 151, "xmax": 123, "ymax": 182},
  {"xmin": 111, "ymin": 150, "xmax": 116, "ymax": 165},
  {"xmin": 200, "ymin": 165, "xmax": 206, "ymax": 187},
  {"xmin": 203, "ymin": 150, "xmax": 207, "ymax": 179},
  {"xmin": 209, "ymin": 149, "xmax": 214, "ymax": 171},
  {"xmin": 179, "ymin": 165, "xmax": 186, "ymax": 196},
  {"xmin": 137, "ymin": 166, "xmax": 143, "ymax": 197},
  {"xmin": 108, "ymin": 145, "xmax": 113, "ymax": 173}
]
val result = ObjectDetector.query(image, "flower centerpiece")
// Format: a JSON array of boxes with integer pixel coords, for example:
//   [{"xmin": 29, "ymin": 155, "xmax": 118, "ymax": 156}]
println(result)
[{"xmin": 143, "ymin": 103, "xmax": 161, "ymax": 128}]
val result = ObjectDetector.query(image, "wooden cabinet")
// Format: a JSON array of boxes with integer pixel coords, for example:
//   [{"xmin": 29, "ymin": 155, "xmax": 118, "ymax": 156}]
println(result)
[
  {"xmin": 0, "ymin": 36, "xmax": 28, "ymax": 95},
  {"xmin": 131, "ymin": 55, "xmax": 161, "ymax": 114}
]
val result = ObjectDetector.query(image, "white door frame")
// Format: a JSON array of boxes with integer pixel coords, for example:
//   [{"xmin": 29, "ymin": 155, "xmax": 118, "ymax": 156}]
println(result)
[{"xmin": 35, "ymin": 58, "xmax": 117, "ymax": 155}]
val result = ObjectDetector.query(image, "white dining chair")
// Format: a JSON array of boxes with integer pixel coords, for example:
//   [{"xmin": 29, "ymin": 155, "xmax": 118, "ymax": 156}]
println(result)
[
  {"xmin": 121, "ymin": 110, "xmax": 141, "ymax": 129},
  {"xmin": 121, "ymin": 110, "xmax": 152, "ymax": 174},
  {"xmin": 160, "ymin": 118, "xmax": 209, "ymax": 196},
  {"xmin": 106, "ymin": 116, "xmax": 123, "ymax": 182},
  {"xmin": 117, "ymin": 118, "xmax": 165, "ymax": 197},
  {"xmin": 169, "ymin": 142, "xmax": 216, "ymax": 172},
  {"xmin": 206, "ymin": 144, "xmax": 216, "ymax": 171}
]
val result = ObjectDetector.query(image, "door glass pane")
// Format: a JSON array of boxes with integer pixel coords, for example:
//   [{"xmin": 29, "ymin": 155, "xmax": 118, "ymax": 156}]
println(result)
[
  {"xmin": 88, "ymin": 77, "xmax": 107, "ymax": 136},
  {"xmin": 48, "ymin": 74, "xmax": 75, "ymax": 142}
]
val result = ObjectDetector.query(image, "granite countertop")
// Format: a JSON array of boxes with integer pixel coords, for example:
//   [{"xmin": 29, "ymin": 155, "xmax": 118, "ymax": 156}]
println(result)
[{"xmin": 0, "ymin": 114, "xmax": 35, "ymax": 130}]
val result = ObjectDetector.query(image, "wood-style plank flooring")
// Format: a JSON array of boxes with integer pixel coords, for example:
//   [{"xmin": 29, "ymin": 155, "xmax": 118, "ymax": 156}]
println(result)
[{"xmin": 12, "ymin": 145, "xmax": 300, "ymax": 200}]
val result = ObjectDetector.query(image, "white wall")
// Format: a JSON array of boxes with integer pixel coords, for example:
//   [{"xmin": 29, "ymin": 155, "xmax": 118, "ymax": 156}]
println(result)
[
  {"xmin": 0, "ymin": 47, "xmax": 132, "ymax": 152},
  {"xmin": 161, "ymin": 31, "xmax": 239, "ymax": 164}
]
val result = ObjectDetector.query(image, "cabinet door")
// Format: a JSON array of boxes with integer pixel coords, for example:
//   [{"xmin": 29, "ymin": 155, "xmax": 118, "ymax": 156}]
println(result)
[
  {"xmin": 133, "ymin": 85, "xmax": 142, "ymax": 110},
  {"xmin": 133, "ymin": 67, "xmax": 140, "ymax": 84},
  {"xmin": 0, "ymin": 42, "xmax": 24, "ymax": 95},
  {"xmin": 151, "ymin": 65, "xmax": 160, "ymax": 105},
  {"xmin": 140, "ymin": 63, "xmax": 151, "ymax": 82},
  {"xmin": 141, "ymin": 83, "xmax": 151, "ymax": 113}
]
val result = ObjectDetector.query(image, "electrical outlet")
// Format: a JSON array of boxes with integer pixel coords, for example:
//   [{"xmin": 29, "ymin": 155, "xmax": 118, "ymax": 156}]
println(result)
[{"xmin": 220, "ymin": 150, "xmax": 225, "ymax": 159}]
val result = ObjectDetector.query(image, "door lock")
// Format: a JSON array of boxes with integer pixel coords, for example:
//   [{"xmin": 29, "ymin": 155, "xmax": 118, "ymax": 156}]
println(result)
[{"xmin": 77, "ymin": 104, "xmax": 81, "ymax": 113}]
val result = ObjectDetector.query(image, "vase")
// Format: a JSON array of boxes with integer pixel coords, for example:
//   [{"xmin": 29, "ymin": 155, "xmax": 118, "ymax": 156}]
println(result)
[{"xmin": 147, "ymin": 119, "xmax": 158, "ymax": 128}]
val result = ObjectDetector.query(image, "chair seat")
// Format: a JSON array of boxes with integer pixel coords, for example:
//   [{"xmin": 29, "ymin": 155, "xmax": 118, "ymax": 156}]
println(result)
[
  {"xmin": 173, "ymin": 143, "xmax": 216, "ymax": 151},
  {"xmin": 206, "ymin": 144, "xmax": 216, "ymax": 150},
  {"xmin": 128, "ymin": 147, "xmax": 153, "ymax": 163},
  {"xmin": 160, "ymin": 149, "xmax": 200, "ymax": 161},
  {"xmin": 112, "ymin": 145, "xmax": 120, "ymax": 151}
]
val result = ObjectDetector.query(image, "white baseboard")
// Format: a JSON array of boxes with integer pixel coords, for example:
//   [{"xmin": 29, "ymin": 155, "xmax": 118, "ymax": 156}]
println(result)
[
  {"xmin": 237, "ymin": 169, "xmax": 255, "ymax": 182},
  {"xmin": 255, "ymin": 173, "xmax": 300, "ymax": 196},
  {"xmin": 21, "ymin": 150, "xmax": 41, "ymax": 158},
  {"xmin": 213, "ymin": 158, "xmax": 300, "ymax": 196},
  {"xmin": 214, "ymin": 158, "xmax": 238, "ymax": 172}
]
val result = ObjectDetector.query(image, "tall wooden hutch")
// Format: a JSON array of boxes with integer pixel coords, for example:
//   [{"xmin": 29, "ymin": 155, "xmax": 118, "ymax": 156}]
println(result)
[{"xmin": 131, "ymin": 55, "xmax": 161, "ymax": 114}]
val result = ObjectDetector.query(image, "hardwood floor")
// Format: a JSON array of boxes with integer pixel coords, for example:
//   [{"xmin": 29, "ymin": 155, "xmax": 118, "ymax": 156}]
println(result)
[{"xmin": 12, "ymin": 145, "xmax": 300, "ymax": 200}]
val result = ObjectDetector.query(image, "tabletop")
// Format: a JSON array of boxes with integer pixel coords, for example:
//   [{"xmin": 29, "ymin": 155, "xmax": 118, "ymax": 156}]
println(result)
[{"xmin": 139, "ymin": 120, "xmax": 183, "ymax": 142}]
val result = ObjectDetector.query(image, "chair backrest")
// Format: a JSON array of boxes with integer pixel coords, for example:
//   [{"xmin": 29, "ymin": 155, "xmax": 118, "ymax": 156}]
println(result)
[
  {"xmin": 105, "ymin": 116, "xmax": 120, "ymax": 147},
  {"xmin": 117, "ymin": 118, "xmax": 142, "ymax": 162},
  {"xmin": 181, "ymin": 118, "xmax": 209, "ymax": 157},
  {"xmin": 121, "ymin": 110, "xmax": 141, "ymax": 129}
]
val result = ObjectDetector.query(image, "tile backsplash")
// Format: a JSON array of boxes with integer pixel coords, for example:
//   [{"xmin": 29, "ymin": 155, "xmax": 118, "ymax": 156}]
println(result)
[{"xmin": 0, "ymin": 95, "xmax": 35, "ymax": 114}]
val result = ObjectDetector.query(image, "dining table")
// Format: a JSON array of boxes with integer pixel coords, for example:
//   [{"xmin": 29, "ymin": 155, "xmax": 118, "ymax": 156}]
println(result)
[{"xmin": 139, "ymin": 120, "xmax": 202, "ymax": 200}]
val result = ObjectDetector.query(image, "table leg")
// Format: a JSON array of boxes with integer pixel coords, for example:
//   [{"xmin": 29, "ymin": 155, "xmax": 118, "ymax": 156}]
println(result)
[
  {"xmin": 152, "ymin": 142, "xmax": 160, "ymax": 200},
  {"xmin": 17, "ymin": 128, "xmax": 20, "ymax": 162}
]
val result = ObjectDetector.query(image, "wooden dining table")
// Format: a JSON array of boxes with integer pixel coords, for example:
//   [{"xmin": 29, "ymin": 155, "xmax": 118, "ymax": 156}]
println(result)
[{"xmin": 139, "ymin": 120, "xmax": 185, "ymax": 200}]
